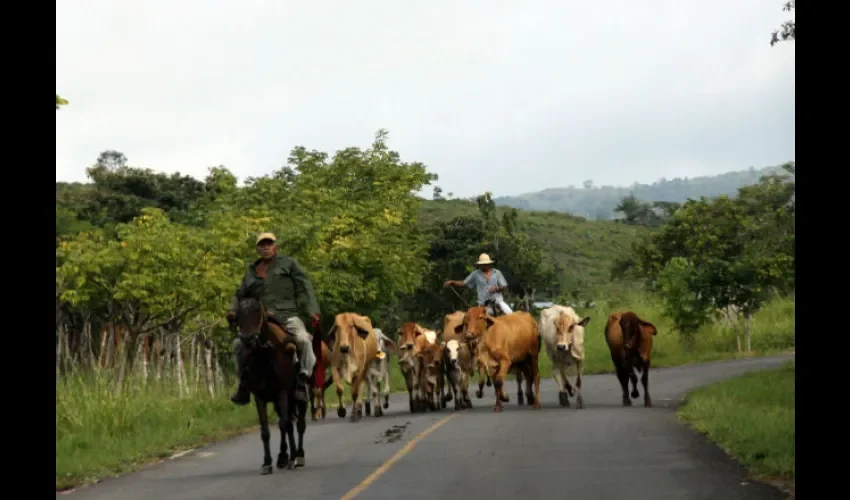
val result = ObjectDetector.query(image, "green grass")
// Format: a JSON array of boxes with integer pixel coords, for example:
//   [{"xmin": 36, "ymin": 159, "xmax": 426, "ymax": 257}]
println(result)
[
  {"xmin": 56, "ymin": 291, "xmax": 794, "ymax": 491},
  {"xmin": 677, "ymin": 361, "xmax": 795, "ymax": 485}
]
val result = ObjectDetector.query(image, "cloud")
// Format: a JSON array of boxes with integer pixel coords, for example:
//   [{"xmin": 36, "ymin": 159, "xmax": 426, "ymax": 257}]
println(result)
[{"xmin": 56, "ymin": 0, "xmax": 795, "ymax": 198}]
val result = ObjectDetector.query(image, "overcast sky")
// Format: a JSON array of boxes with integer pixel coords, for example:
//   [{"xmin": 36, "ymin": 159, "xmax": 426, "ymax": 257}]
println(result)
[{"xmin": 56, "ymin": 0, "xmax": 795, "ymax": 199}]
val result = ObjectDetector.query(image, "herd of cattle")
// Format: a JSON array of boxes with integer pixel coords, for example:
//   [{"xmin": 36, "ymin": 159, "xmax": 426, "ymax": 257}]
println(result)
[{"xmin": 310, "ymin": 304, "xmax": 659, "ymax": 421}]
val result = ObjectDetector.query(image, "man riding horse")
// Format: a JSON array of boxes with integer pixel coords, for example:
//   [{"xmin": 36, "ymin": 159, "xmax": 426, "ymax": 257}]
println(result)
[
  {"xmin": 443, "ymin": 253, "xmax": 512, "ymax": 316},
  {"xmin": 226, "ymin": 232, "xmax": 321, "ymax": 406}
]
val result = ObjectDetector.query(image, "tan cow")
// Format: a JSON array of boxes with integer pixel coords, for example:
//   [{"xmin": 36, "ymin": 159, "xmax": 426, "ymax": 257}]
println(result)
[
  {"xmin": 441, "ymin": 311, "xmax": 474, "ymax": 410},
  {"xmin": 539, "ymin": 305, "xmax": 590, "ymax": 408},
  {"xmin": 329, "ymin": 312, "xmax": 378, "ymax": 422},
  {"xmin": 396, "ymin": 321, "xmax": 426, "ymax": 412},
  {"xmin": 454, "ymin": 306, "xmax": 541, "ymax": 412},
  {"xmin": 605, "ymin": 311, "xmax": 658, "ymax": 408},
  {"xmin": 415, "ymin": 327, "xmax": 446, "ymax": 411}
]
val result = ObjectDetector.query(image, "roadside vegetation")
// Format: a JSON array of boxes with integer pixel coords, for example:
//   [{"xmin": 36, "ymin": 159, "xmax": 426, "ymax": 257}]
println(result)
[
  {"xmin": 55, "ymin": 131, "xmax": 794, "ymax": 490},
  {"xmin": 677, "ymin": 361, "xmax": 795, "ymax": 488}
]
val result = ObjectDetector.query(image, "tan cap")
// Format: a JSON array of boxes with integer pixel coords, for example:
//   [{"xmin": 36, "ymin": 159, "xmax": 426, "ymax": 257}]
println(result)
[
  {"xmin": 475, "ymin": 253, "xmax": 494, "ymax": 265},
  {"xmin": 256, "ymin": 232, "xmax": 277, "ymax": 244}
]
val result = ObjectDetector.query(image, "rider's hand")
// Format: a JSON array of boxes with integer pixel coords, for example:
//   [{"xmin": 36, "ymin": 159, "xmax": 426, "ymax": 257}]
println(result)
[
  {"xmin": 488, "ymin": 286, "xmax": 498, "ymax": 293},
  {"xmin": 226, "ymin": 310, "xmax": 236, "ymax": 322},
  {"xmin": 443, "ymin": 281, "xmax": 453, "ymax": 288},
  {"xmin": 311, "ymin": 313, "xmax": 321, "ymax": 323}
]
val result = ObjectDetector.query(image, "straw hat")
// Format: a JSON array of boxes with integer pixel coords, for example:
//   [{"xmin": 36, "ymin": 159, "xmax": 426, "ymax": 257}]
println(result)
[
  {"xmin": 475, "ymin": 253, "xmax": 495, "ymax": 265},
  {"xmin": 256, "ymin": 232, "xmax": 277, "ymax": 244}
]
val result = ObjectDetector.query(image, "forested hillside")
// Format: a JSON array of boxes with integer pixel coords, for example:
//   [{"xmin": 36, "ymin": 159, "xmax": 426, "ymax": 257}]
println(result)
[{"xmin": 491, "ymin": 166, "xmax": 784, "ymax": 219}]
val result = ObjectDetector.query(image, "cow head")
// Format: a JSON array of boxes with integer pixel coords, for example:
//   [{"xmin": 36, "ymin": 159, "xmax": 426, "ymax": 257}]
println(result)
[
  {"xmin": 442, "ymin": 339, "xmax": 463, "ymax": 368},
  {"xmin": 453, "ymin": 306, "xmax": 492, "ymax": 341},
  {"xmin": 554, "ymin": 313, "xmax": 590, "ymax": 353},
  {"xmin": 374, "ymin": 329, "xmax": 396, "ymax": 359},
  {"xmin": 330, "ymin": 313, "xmax": 373, "ymax": 355},
  {"xmin": 398, "ymin": 321, "xmax": 423, "ymax": 352}
]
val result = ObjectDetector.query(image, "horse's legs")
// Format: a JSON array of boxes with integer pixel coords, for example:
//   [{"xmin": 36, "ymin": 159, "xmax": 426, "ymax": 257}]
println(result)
[
  {"xmin": 294, "ymin": 398, "xmax": 307, "ymax": 467},
  {"xmin": 256, "ymin": 398, "xmax": 273, "ymax": 475},
  {"xmin": 273, "ymin": 398, "xmax": 292, "ymax": 470}
]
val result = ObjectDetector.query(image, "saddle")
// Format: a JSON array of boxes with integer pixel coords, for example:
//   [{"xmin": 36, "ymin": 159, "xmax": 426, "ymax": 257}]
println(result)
[{"xmin": 265, "ymin": 315, "xmax": 296, "ymax": 345}]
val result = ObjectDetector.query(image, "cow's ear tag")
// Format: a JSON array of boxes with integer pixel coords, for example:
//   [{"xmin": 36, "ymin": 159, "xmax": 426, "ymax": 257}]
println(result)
[{"xmin": 376, "ymin": 351, "xmax": 386, "ymax": 359}]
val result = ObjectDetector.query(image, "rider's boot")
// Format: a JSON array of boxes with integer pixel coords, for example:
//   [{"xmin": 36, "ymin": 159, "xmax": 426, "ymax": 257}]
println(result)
[{"xmin": 230, "ymin": 342, "xmax": 251, "ymax": 406}]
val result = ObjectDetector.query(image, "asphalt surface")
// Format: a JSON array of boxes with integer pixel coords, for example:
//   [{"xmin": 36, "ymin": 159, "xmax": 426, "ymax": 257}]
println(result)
[{"xmin": 60, "ymin": 354, "xmax": 794, "ymax": 500}]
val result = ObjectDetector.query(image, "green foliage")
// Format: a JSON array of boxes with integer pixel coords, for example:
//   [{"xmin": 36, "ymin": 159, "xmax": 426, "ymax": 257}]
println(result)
[
  {"xmin": 656, "ymin": 257, "xmax": 712, "ymax": 337},
  {"xmin": 56, "ymin": 94, "xmax": 69, "ymax": 109},
  {"xmin": 615, "ymin": 164, "xmax": 795, "ymax": 336}
]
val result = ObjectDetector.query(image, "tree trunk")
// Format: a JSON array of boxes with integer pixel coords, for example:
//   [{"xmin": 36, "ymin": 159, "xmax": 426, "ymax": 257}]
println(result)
[
  {"xmin": 113, "ymin": 332, "xmax": 136, "ymax": 397},
  {"xmin": 745, "ymin": 311, "xmax": 752, "ymax": 352},
  {"xmin": 214, "ymin": 343, "xmax": 225, "ymax": 391},
  {"xmin": 204, "ymin": 338, "xmax": 215, "ymax": 396},
  {"xmin": 175, "ymin": 336, "xmax": 187, "ymax": 397}
]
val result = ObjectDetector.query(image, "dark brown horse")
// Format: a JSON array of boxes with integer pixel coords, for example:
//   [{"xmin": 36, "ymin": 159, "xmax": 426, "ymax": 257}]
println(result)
[{"xmin": 233, "ymin": 293, "xmax": 308, "ymax": 475}]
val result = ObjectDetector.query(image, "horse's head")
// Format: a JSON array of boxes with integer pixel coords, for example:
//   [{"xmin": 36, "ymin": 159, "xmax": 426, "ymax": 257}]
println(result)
[{"xmin": 234, "ymin": 281, "xmax": 268, "ymax": 347}]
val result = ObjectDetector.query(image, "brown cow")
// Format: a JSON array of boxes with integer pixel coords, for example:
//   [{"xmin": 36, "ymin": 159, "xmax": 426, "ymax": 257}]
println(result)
[
  {"xmin": 415, "ymin": 328, "xmax": 446, "ymax": 411},
  {"xmin": 454, "ymin": 306, "xmax": 541, "ymax": 412},
  {"xmin": 329, "ymin": 313, "xmax": 379, "ymax": 422},
  {"xmin": 396, "ymin": 321, "xmax": 427, "ymax": 412},
  {"xmin": 604, "ymin": 311, "xmax": 658, "ymax": 408}
]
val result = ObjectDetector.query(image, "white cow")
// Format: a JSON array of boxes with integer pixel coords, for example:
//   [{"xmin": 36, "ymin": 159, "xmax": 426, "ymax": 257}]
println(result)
[
  {"xmin": 362, "ymin": 328, "xmax": 395, "ymax": 417},
  {"xmin": 539, "ymin": 305, "xmax": 590, "ymax": 409}
]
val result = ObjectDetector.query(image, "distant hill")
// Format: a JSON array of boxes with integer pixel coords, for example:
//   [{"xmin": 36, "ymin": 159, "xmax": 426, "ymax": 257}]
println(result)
[{"xmin": 491, "ymin": 165, "xmax": 785, "ymax": 220}]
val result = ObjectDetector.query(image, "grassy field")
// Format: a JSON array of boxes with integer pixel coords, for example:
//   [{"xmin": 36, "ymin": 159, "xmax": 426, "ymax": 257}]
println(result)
[
  {"xmin": 677, "ymin": 361, "xmax": 795, "ymax": 490},
  {"xmin": 56, "ymin": 290, "xmax": 794, "ymax": 491}
]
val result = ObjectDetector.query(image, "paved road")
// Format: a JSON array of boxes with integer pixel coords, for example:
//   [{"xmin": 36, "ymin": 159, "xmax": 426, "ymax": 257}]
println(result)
[{"xmin": 61, "ymin": 355, "xmax": 794, "ymax": 500}]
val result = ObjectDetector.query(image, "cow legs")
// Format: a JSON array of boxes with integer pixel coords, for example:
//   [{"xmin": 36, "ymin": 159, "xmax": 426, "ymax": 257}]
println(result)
[
  {"xmin": 332, "ymin": 366, "xmax": 347, "ymax": 418},
  {"xmin": 349, "ymin": 370, "xmax": 366, "ymax": 422},
  {"xmin": 575, "ymin": 359, "xmax": 584, "ymax": 409},
  {"xmin": 476, "ymin": 357, "xmax": 487, "ymax": 399},
  {"xmin": 362, "ymin": 378, "xmax": 372, "ymax": 417},
  {"xmin": 255, "ymin": 398, "xmax": 273, "ymax": 475},
  {"xmin": 515, "ymin": 369, "xmax": 525, "ymax": 406},
  {"xmin": 613, "ymin": 358, "xmax": 632, "ymax": 407},
  {"xmin": 641, "ymin": 359, "xmax": 652, "ymax": 408},
  {"xmin": 382, "ymin": 362, "xmax": 391, "ymax": 409},
  {"xmin": 523, "ymin": 362, "xmax": 535, "ymax": 406},
  {"xmin": 460, "ymin": 371, "xmax": 473, "ymax": 409},
  {"xmin": 491, "ymin": 352, "xmax": 512, "ymax": 413},
  {"xmin": 402, "ymin": 367, "xmax": 415, "ymax": 413},
  {"xmin": 554, "ymin": 363, "xmax": 570, "ymax": 407},
  {"xmin": 629, "ymin": 369, "xmax": 640, "ymax": 399}
]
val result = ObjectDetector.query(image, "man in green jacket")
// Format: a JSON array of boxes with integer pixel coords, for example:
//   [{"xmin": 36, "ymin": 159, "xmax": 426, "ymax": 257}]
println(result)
[{"xmin": 226, "ymin": 232, "xmax": 321, "ymax": 406}]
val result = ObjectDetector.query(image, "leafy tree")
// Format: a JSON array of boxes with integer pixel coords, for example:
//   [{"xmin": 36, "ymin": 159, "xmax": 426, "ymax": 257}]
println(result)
[
  {"xmin": 770, "ymin": 1, "xmax": 796, "ymax": 46},
  {"xmin": 206, "ymin": 129, "xmax": 438, "ymax": 329},
  {"xmin": 655, "ymin": 257, "xmax": 713, "ymax": 346},
  {"xmin": 56, "ymin": 94, "xmax": 68, "ymax": 110}
]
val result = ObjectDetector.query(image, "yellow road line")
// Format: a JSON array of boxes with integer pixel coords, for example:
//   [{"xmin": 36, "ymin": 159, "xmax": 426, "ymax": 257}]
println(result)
[{"xmin": 340, "ymin": 413, "xmax": 459, "ymax": 500}]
